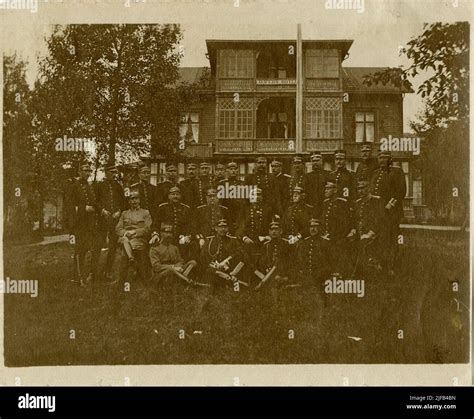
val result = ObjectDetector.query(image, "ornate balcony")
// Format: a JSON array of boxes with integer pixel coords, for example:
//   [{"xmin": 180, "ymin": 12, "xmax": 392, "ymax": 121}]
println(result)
[{"xmin": 217, "ymin": 78, "xmax": 254, "ymax": 92}]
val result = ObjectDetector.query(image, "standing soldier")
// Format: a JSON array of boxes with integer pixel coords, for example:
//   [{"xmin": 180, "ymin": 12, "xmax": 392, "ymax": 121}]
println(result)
[
  {"xmin": 288, "ymin": 155, "xmax": 307, "ymax": 200},
  {"xmin": 348, "ymin": 180, "xmax": 385, "ymax": 275},
  {"xmin": 245, "ymin": 156, "xmax": 280, "ymax": 215},
  {"xmin": 321, "ymin": 181, "xmax": 353, "ymax": 277},
  {"xmin": 214, "ymin": 162, "xmax": 227, "ymax": 184},
  {"xmin": 136, "ymin": 165, "xmax": 158, "ymax": 221},
  {"xmin": 270, "ymin": 160, "xmax": 292, "ymax": 212},
  {"xmin": 297, "ymin": 218, "xmax": 325, "ymax": 286},
  {"xmin": 152, "ymin": 186, "xmax": 195, "ymax": 261},
  {"xmin": 355, "ymin": 142, "xmax": 378, "ymax": 182},
  {"xmin": 195, "ymin": 188, "xmax": 230, "ymax": 241},
  {"xmin": 179, "ymin": 162, "xmax": 200, "ymax": 208},
  {"xmin": 283, "ymin": 186, "xmax": 315, "ymax": 243},
  {"xmin": 218, "ymin": 161, "xmax": 246, "ymax": 231},
  {"xmin": 305, "ymin": 152, "xmax": 329, "ymax": 218},
  {"xmin": 196, "ymin": 162, "xmax": 215, "ymax": 206},
  {"xmin": 330, "ymin": 149, "xmax": 356, "ymax": 203},
  {"xmin": 157, "ymin": 163, "xmax": 180, "ymax": 204},
  {"xmin": 116, "ymin": 189, "xmax": 152, "ymax": 282},
  {"xmin": 201, "ymin": 219, "xmax": 246, "ymax": 289},
  {"xmin": 69, "ymin": 163, "xmax": 101, "ymax": 286},
  {"xmin": 95, "ymin": 164, "xmax": 125, "ymax": 281},
  {"xmin": 370, "ymin": 150, "xmax": 407, "ymax": 275},
  {"xmin": 237, "ymin": 188, "xmax": 273, "ymax": 272}
]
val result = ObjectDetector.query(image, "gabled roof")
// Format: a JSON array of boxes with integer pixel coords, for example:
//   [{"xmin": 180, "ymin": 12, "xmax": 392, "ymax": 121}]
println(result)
[
  {"xmin": 178, "ymin": 67, "xmax": 208, "ymax": 85},
  {"xmin": 343, "ymin": 67, "xmax": 413, "ymax": 94}
]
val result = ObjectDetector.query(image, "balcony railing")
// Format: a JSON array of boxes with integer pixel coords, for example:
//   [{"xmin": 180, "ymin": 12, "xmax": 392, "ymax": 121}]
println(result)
[
  {"xmin": 217, "ymin": 78, "xmax": 254, "ymax": 92},
  {"xmin": 214, "ymin": 138, "xmax": 343, "ymax": 154},
  {"xmin": 306, "ymin": 78, "xmax": 340, "ymax": 91},
  {"xmin": 256, "ymin": 78, "xmax": 296, "ymax": 91}
]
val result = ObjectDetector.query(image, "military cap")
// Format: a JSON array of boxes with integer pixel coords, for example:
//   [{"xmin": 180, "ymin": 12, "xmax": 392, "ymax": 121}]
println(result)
[
  {"xmin": 127, "ymin": 189, "xmax": 140, "ymax": 199},
  {"xmin": 215, "ymin": 162, "xmax": 225, "ymax": 168},
  {"xmin": 269, "ymin": 215, "xmax": 282, "ymax": 229},
  {"xmin": 79, "ymin": 163, "xmax": 92, "ymax": 170},
  {"xmin": 310, "ymin": 152, "xmax": 322, "ymax": 161},
  {"xmin": 293, "ymin": 185, "xmax": 305, "ymax": 194},
  {"xmin": 227, "ymin": 161, "xmax": 238, "ymax": 168},
  {"xmin": 325, "ymin": 181, "xmax": 337, "ymax": 188},
  {"xmin": 271, "ymin": 160, "xmax": 282, "ymax": 167},
  {"xmin": 360, "ymin": 142, "xmax": 373, "ymax": 152},
  {"xmin": 309, "ymin": 218, "xmax": 321, "ymax": 226},
  {"xmin": 378, "ymin": 149, "xmax": 391, "ymax": 157},
  {"xmin": 139, "ymin": 166, "xmax": 151, "ymax": 173},
  {"xmin": 187, "ymin": 162, "xmax": 198, "ymax": 169},
  {"xmin": 200, "ymin": 162, "xmax": 211, "ymax": 168},
  {"xmin": 169, "ymin": 186, "xmax": 181, "ymax": 194},
  {"xmin": 207, "ymin": 188, "xmax": 217, "ymax": 196},
  {"xmin": 255, "ymin": 156, "xmax": 267, "ymax": 163},
  {"xmin": 357, "ymin": 180, "xmax": 370, "ymax": 188},
  {"xmin": 334, "ymin": 149, "xmax": 346, "ymax": 158},
  {"xmin": 255, "ymin": 187, "xmax": 263, "ymax": 194},
  {"xmin": 293, "ymin": 155, "xmax": 304, "ymax": 164},
  {"xmin": 216, "ymin": 218, "xmax": 228, "ymax": 227},
  {"xmin": 166, "ymin": 163, "xmax": 177, "ymax": 170}
]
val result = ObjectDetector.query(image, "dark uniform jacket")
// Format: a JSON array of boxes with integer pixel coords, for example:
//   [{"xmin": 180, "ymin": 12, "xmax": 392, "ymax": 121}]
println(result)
[
  {"xmin": 156, "ymin": 180, "xmax": 180, "ymax": 205},
  {"xmin": 288, "ymin": 172, "xmax": 307, "ymax": 197},
  {"xmin": 218, "ymin": 177, "xmax": 247, "ymax": 226},
  {"xmin": 201, "ymin": 234, "xmax": 243, "ymax": 272},
  {"xmin": 154, "ymin": 202, "xmax": 193, "ymax": 238},
  {"xmin": 136, "ymin": 180, "xmax": 158, "ymax": 211},
  {"xmin": 95, "ymin": 179, "xmax": 125, "ymax": 229},
  {"xmin": 195, "ymin": 204, "xmax": 229, "ymax": 238},
  {"xmin": 271, "ymin": 172, "xmax": 292, "ymax": 211},
  {"xmin": 68, "ymin": 178, "xmax": 99, "ymax": 233},
  {"xmin": 179, "ymin": 177, "xmax": 200, "ymax": 208},
  {"xmin": 297, "ymin": 235, "xmax": 325, "ymax": 280},
  {"xmin": 283, "ymin": 202, "xmax": 315, "ymax": 237},
  {"xmin": 237, "ymin": 203, "xmax": 273, "ymax": 241},
  {"xmin": 354, "ymin": 195, "xmax": 385, "ymax": 237},
  {"xmin": 370, "ymin": 166, "xmax": 406, "ymax": 219},
  {"xmin": 245, "ymin": 172, "xmax": 280, "ymax": 214},
  {"xmin": 305, "ymin": 169, "xmax": 329, "ymax": 217},
  {"xmin": 259, "ymin": 237, "xmax": 291, "ymax": 276},
  {"xmin": 330, "ymin": 167, "xmax": 356, "ymax": 203},
  {"xmin": 355, "ymin": 159, "xmax": 378, "ymax": 182},
  {"xmin": 321, "ymin": 197, "xmax": 353, "ymax": 241}
]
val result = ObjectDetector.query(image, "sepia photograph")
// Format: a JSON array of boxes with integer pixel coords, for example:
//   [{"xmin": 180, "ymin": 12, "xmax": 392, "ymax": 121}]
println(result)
[{"xmin": 1, "ymin": 0, "xmax": 470, "ymax": 375}]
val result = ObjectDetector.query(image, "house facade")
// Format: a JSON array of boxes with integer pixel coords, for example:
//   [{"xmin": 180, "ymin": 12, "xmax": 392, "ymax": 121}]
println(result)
[{"xmin": 149, "ymin": 38, "xmax": 423, "ymax": 219}]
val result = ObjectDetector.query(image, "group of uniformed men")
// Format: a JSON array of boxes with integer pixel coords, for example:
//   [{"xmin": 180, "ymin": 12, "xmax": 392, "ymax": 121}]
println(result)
[{"xmin": 66, "ymin": 142, "xmax": 406, "ymax": 290}]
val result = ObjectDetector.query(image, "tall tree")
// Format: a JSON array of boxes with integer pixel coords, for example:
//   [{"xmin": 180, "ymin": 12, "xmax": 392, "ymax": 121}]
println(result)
[{"xmin": 364, "ymin": 22, "xmax": 469, "ymax": 222}]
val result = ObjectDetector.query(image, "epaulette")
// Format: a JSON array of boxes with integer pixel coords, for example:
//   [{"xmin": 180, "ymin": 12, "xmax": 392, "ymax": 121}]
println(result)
[
  {"xmin": 371, "ymin": 195, "xmax": 381, "ymax": 199},
  {"xmin": 324, "ymin": 198, "xmax": 330, "ymax": 202},
  {"xmin": 197, "ymin": 204, "xmax": 206, "ymax": 209},
  {"xmin": 305, "ymin": 203, "xmax": 314, "ymax": 208},
  {"xmin": 336, "ymin": 197, "xmax": 347, "ymax": 202},
  {"xmin": 356, "ymin": 198, "xmax": 362, "ymax": 202},
  {"xmin": 282, "ymin": 238, "xmax": 290, "ymax": 243},
  {"xmin": 284, "ymin": 174, "xmax": 292, "ymax": 178},
  {"xmin": 226, "ymin": 234, "xmax": 237, "ymax": 239},
  {"xmin": 206, "ymin": 235, "xmax": 214, "ymax": 239},
  {"xmin": 221, "ymin": 205, "xmax": 228, "ymax": 210},
  {"xmin": 180, "ymin": 203, "xmax": 190, "ymax": 208},
  {"xmin": 304, "ymin": 236, "xmax": 312, "ymax": 241},
  {"xmin": 158, "ymin": 202, "xmax": 168, "ymax": 207}
]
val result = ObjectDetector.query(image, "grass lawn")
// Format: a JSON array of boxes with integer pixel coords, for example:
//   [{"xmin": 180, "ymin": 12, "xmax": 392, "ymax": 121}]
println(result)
[{"xmin": 3, "ymin": 230, "xmax": 470, "ymax": 366}]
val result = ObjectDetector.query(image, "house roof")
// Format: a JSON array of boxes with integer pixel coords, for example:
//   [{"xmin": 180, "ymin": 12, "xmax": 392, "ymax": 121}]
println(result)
[
  {"xmin": 342, "ymin": 67, "xmax": 413, "ymax": 93},
  {"xmin": 177, "ymin": 66, "xmax": 412, "ymax": 94}
]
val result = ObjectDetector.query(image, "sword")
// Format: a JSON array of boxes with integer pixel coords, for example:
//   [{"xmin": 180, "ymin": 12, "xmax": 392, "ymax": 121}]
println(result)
[{"xmin": 255, "ymin": 265, "xmax": 277, "ymax": 290}]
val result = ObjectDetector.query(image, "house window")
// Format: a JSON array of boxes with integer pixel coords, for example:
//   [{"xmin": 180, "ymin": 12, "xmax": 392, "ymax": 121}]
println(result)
[
  {"xmin": 305, "ymin": 49, "xmax": 339, "ymax": 78},
  {"xmin": 179, "ymin": 112, "xmax": 199, "ymax": 144},
  {"xmin": 413, "ymin": 179, "xmax": 423, "ymax": 205},
  {"xmin": 218, "ymin": 98, "xmax": 253, "ymax": 139},
  {"xmin": 219, "ymin": 50, "xmax": 254, "ymax": 78},
  {"xmin": 355, "ymin": 112, "xmax": 375, "ymax": 142},
  {"xmin": 305, "ymin": 97, "xmax": 341, "ymax": 139}
]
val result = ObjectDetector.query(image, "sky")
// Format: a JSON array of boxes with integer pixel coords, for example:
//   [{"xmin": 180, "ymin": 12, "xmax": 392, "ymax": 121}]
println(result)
[{"xmin": 1, "ymin": 0, "xmax": 472, "ymax": 132}]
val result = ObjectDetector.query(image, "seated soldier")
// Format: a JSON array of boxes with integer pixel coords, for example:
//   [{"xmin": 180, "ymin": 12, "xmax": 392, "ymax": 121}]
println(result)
[
  {"xmin": 195, "ymin": 188, "xmax": 229, "ymax": 242},
  {"xmin": 116, "ymin": 189, "xmax": 152, "ymax": 282},
  {"xmin": 149, "ymin": 223, "xmax": 200, "ymax": 287},
  {"xmin": 254, "ymin": 217, "xmax": 292, "ymax": 290},
  {"xmin": 201, "ymin": 218, "xmax": 246, "ymax": 290}
]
